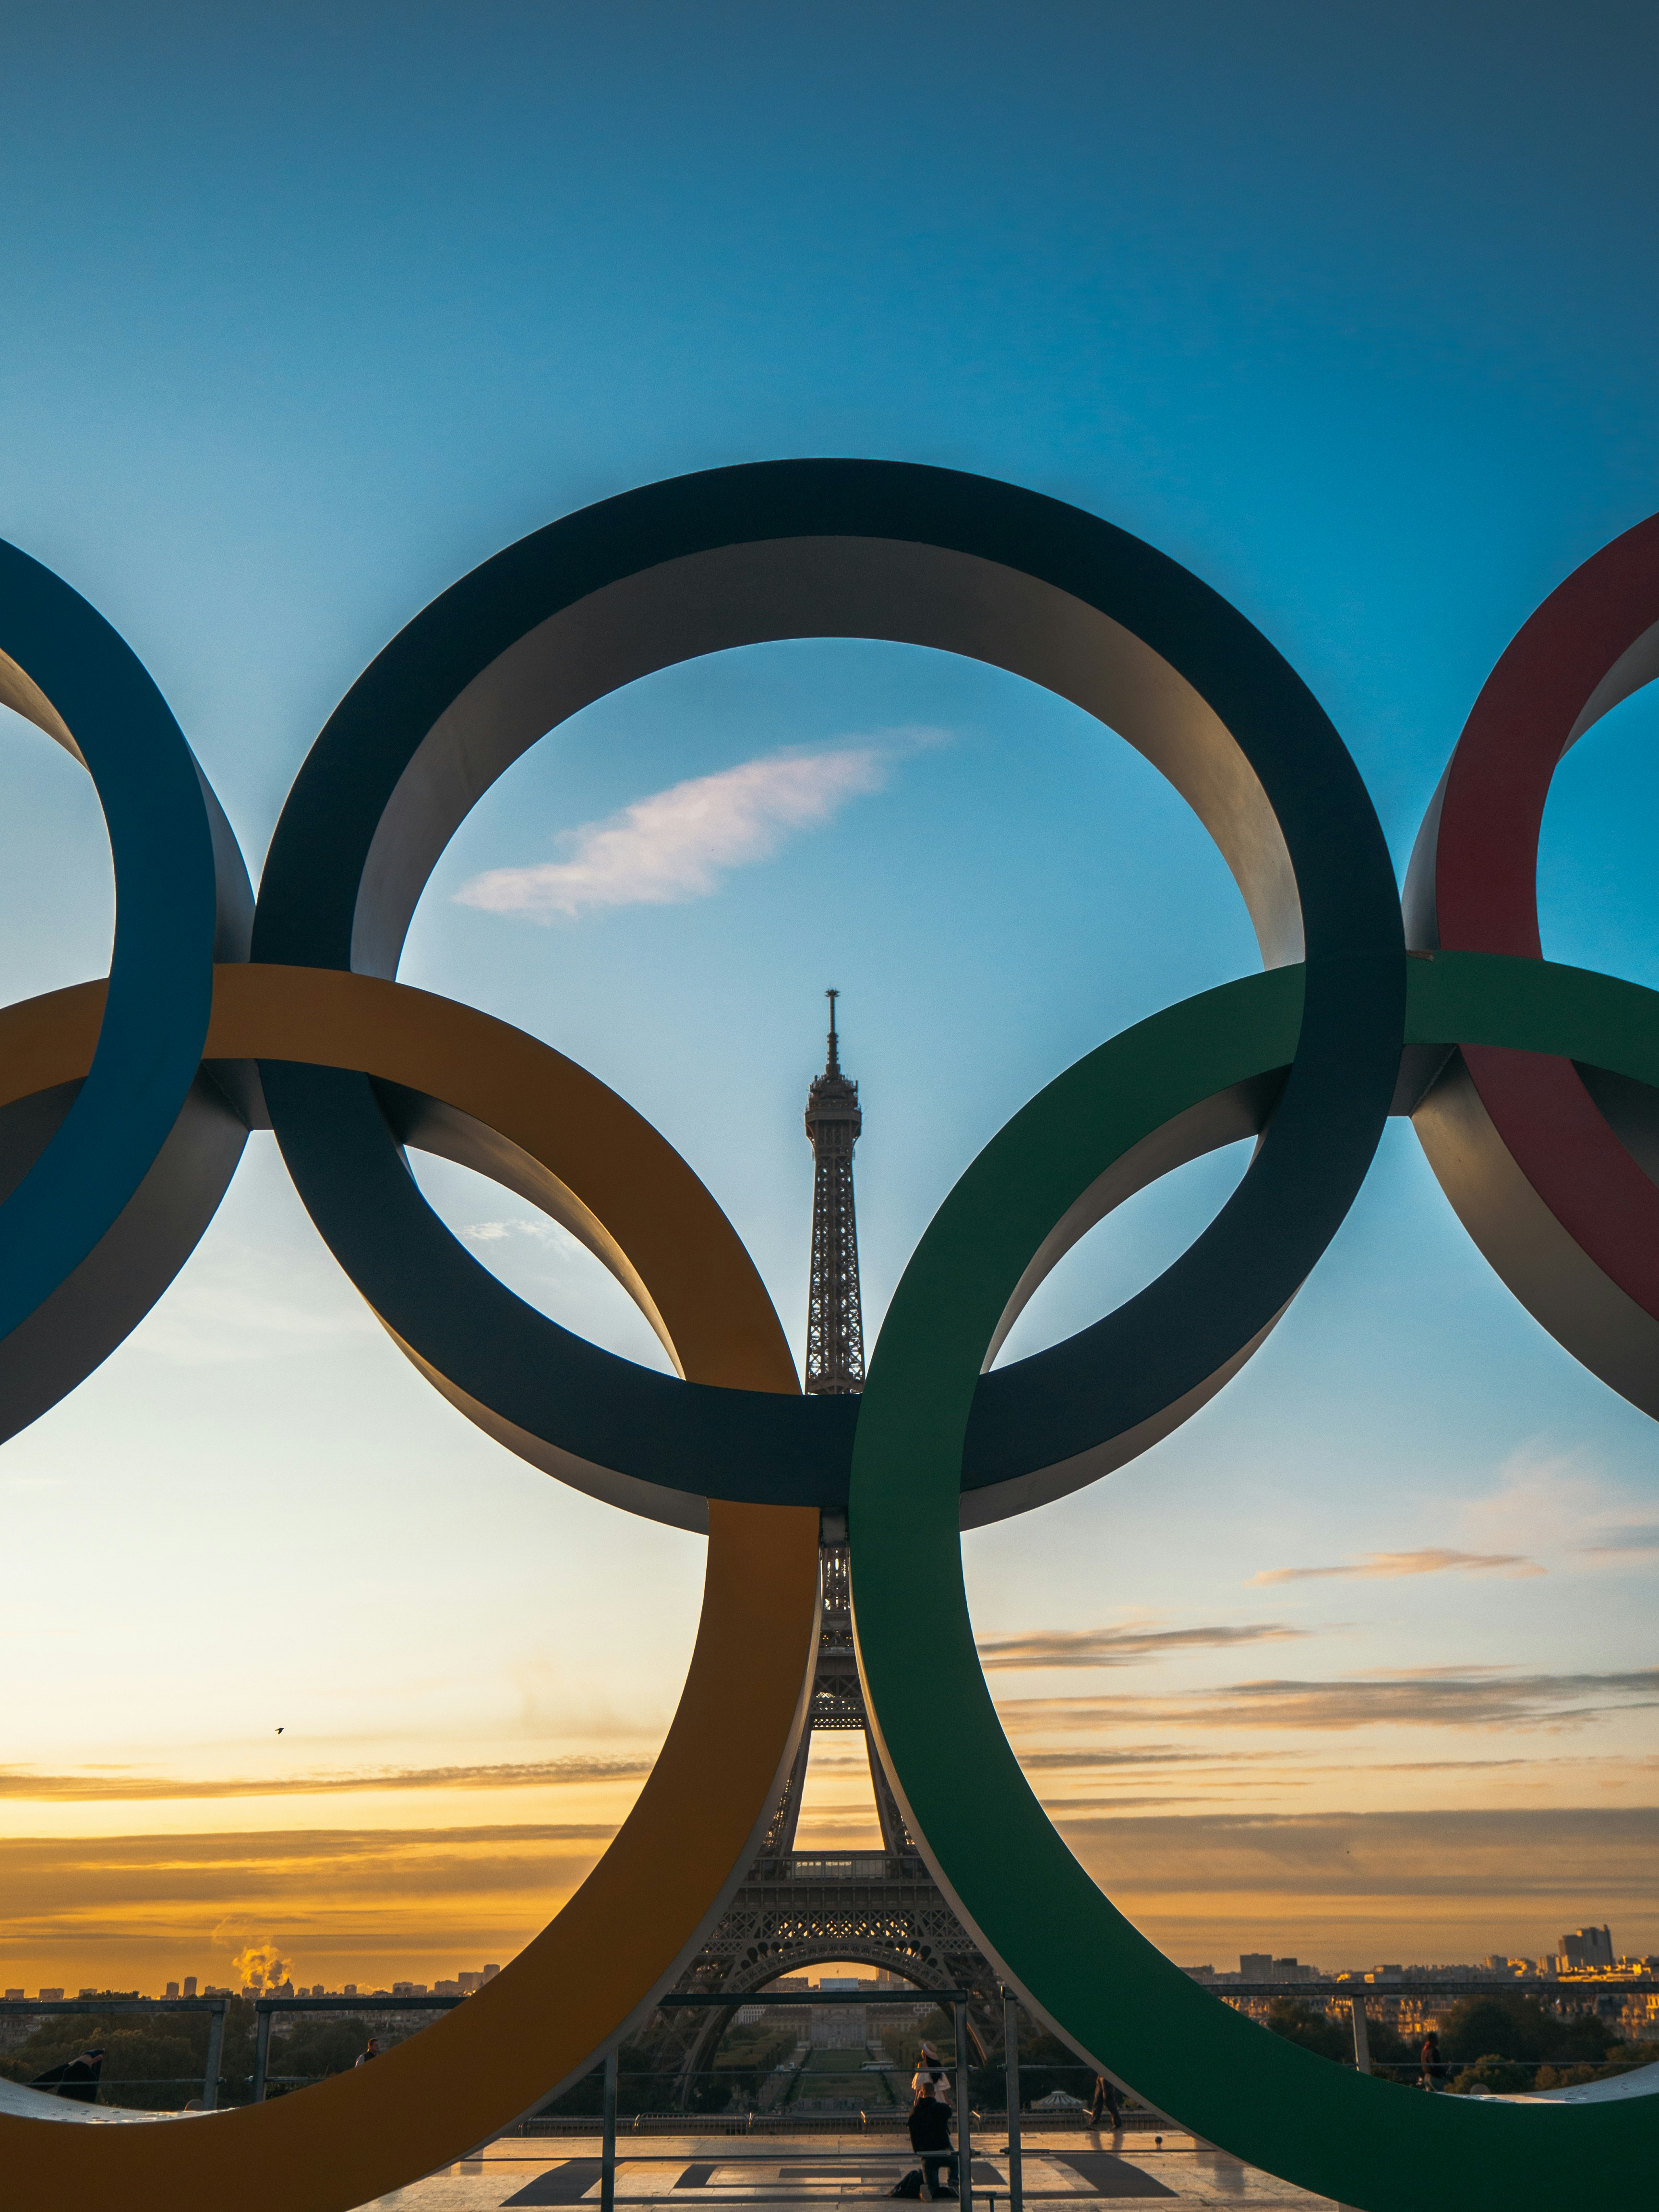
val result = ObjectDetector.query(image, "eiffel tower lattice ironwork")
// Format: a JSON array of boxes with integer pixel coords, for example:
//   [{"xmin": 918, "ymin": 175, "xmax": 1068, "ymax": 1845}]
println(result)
[
  {"xmin": 654, "ymin": 997, "xmax": 1002, "ymax": 2096},
  {"xmin": 804, "ymin": 988, "xmax": 865, "ymax": 1395}
]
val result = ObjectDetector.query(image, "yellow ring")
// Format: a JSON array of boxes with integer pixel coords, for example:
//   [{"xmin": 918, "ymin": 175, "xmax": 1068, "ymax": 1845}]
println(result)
[{"xmin": 0, "ymin": 965, "xmax": 820, "ymax": 2210}]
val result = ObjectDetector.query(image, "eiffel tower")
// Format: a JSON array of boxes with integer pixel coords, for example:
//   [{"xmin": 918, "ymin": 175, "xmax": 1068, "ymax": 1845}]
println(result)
[{"xmin": 656, "ymin": 993, "xmax": 1002, "ymax": 2095}]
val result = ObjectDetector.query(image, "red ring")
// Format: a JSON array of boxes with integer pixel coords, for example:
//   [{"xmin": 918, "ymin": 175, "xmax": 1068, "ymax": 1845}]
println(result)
[{"xmin": 1407, "ymin": 510, "xmax": 1659, "ymax": 1388}]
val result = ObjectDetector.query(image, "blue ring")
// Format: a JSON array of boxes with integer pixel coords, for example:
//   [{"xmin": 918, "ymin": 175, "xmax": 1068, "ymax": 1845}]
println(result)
[{"xmin": 0, "ymin": 541, "xmax": 249, "ymax": 1403}]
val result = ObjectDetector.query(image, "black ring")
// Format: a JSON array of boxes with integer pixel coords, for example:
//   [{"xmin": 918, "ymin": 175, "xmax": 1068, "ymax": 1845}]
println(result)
[{"xmin": 251, "ymin": 459, "xmax": 1403, "ymax": 1528}]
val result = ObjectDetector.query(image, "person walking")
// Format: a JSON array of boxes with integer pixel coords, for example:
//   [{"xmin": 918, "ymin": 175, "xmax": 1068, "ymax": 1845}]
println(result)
[
  {"xmin": 908, "ymin": 2078, "xmax": 959, "ymax": 2200},
  {"xmin": 1089, "ymin": 2073, "xmax": 1124, "ymax": 2129},
  {"xmin": 1418, "ymin": 2031, "xmax": 1445, "ymax": 2092}
]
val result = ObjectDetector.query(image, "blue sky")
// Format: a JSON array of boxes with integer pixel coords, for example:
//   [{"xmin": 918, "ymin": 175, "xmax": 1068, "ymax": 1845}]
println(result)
[{"xmin": 0, "ymin": 2, "xmax": 1655, "ymax": 1992}]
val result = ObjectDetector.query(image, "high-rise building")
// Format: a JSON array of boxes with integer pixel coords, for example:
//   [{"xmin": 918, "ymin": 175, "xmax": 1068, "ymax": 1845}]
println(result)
[
  {"xmin": 1240, "ymin": 1954, "xmax": 1274, "ymax": 1979},
  {"xmin": 182, "ymin": 1976, "xmax": 197, "ymax": 1998},
  {"xmin": 165, "ymin": 1981, "xmax": 180, "ymax": 1999},
  {"xmin": 1561, "ymin": 1925, "xmax": 1614, "ymax": 1969}
]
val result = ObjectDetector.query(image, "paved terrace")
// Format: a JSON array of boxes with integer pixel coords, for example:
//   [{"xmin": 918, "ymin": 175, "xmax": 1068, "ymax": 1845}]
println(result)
[{"xmin": 357, "ymin": 2127, "xmax": 1338, "ymax": 2212}]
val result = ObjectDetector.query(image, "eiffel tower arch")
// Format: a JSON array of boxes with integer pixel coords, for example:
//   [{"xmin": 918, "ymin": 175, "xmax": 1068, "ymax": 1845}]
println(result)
[{"xmin": 652, "ymin": 999, "xmax": 1004, "ymax": 2100}]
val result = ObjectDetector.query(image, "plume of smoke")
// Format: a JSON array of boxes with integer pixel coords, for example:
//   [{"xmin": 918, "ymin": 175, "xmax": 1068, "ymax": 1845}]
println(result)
[{"xmin": 230, "ymin": 1938, "xmax": 290, "ymax": 1990}]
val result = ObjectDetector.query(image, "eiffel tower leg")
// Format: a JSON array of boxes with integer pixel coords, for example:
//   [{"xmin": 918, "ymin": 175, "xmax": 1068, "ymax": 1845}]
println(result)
[
  {"xmin": 866, "ymin": 1729, "xmax": 913, "ymax": 1856},
  {"xmin": 760, "ymin": 1729, "xmax": 813, "ymax": 1860}
]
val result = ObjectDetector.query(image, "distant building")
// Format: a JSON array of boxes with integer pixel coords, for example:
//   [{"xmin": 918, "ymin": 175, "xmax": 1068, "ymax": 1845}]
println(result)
[
  {"xmin": 458, "ymin": 1972, "xmax": 484, "ymax": 1993},
  {"xmin": 392, "ymin": 1982, "xmax": 428, "ymax": 1996},
  {"xmin": 433, "ymin": 1980, "xmax": 462, "ymax": 1996},
  {"xmin": 78, "ymin": 1988, "xmax": 97, "ymax": 1999},
  {"xmin": 1561, "ymin": 1926, "xmax": 1614, "ymax": 1970},
  {"xmin": 182, "ymin": 1977, "xmax": 197, "ymax": 1998},
  {"xmin": 344, "ymin": 1984, "xmax": 359, "ymax": 1997},
  {"xmin": 482, "ymin": 1964, "xmax": 500, "ymax": 1982},
  {"xmin": 1239, "ymin": 1955, "xmax": 1273, "ymax": 1979},
  {"xmin": 39, "ymin": 1989, "xmax": 63, "ymax": 2002},
  {"xmin": 165, "ymin": 1982, "xmax": 180, "ymax": 1999},
  {"xmin": 3, "ymin": 1990, "xmax": 21, "ymax": 2002}
]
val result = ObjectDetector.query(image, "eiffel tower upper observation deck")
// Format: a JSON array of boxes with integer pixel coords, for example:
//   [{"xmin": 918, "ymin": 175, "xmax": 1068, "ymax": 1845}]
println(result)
[{"xmin": 654, "ymin": 996, "xmax": 1002, "ymax": 2096}]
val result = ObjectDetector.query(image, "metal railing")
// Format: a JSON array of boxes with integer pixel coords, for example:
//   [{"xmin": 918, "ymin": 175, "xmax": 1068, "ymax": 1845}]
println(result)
[
  {"xmin": 1204, "ymin": 1975, "xmax": 1658, "ymax": 1998},
  {"xmin": 251, "ymin": 1993, "xmax": 463, "ymax": 2103},
  {"xmin": 647, "ymin": 1989, "xmax": 986, "ymax": 2212},
  {"xmin": 0, "ymin": 1996, "xmax": 228, "ymax": 2110}
]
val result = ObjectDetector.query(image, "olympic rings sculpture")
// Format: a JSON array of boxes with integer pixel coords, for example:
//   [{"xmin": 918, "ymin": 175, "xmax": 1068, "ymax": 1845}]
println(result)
[{"xmin": 0, "ymin": 465, "xmax": 1654, "ymax": 2212}]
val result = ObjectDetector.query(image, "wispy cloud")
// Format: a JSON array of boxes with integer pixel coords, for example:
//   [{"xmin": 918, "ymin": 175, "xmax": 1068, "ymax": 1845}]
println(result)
[
  {"xmin": 1252, "ymin": 1549, "xmax": 1542, "ymax": 1586},
  {"xmin": 978, "ymin": 1623, "xmax": 1304, "ymax": 1669},
  {"xmin": 1459, "ymin": 1445, "xmax": 1659, "ymax": 1571},
  {"xmin": 455, "ymin": 734, "xmax": 937, "ymax": 922},
  {"xmin": 1014, "ymin": 1745, "xmax": 1270, "ymax": 1771},
  {"xmin": 0, "ymin": 1755, "xmax": 651, "ymax": 1803},
  {"xmin": 1580, "ymin": 1524, "xmax": 1659, "ymax": 1560},
  {"xmin": 463, "ymin": 1217, "xmax": 564, "ymax": 1246},
  {"xmin": 998, "ymin": 1666, "xmax": 1659, "ymax": 1733}
]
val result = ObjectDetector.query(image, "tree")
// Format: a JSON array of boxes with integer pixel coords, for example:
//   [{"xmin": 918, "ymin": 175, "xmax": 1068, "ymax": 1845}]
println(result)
[
  {"xmin": 1260, "ymin": 2001, "xmax": 1350, "ymax": 2064},
  {"xmin": 264, "ymin": 2017, "xmax": 375, "ymax": 2096},
  {"xmin": 1449, "ymin": 2053, "xmax": 1533, "ymax": 2097},
  {"xmin": 0, "ymin": 2008, "xmax": 216, "ymax": 2110},
  {"xmin": 1439, "ymin": 1995, "xmax": 1615, "ymax": 2070}
]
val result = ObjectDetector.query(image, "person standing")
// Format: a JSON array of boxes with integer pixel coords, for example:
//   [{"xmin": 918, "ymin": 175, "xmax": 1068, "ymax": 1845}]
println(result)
[
  {"xmin": 913, "ymin": 2039, "xmax": 949, "ymax": 2095},
  {"xmin": 355, "ymin": 2034, "xmax": 381, "ymax": 2068},
  {"xmin": 1418, "ymin": 2031, "xmax": 1445, "ymax": 2092},
  {"xmin": 909, "ymin": 2079, "xmax": 959, "ymax": 2200}
]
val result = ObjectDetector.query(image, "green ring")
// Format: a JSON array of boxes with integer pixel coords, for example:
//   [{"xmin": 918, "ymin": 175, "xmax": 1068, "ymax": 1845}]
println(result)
[{"xmin": 849, "ymin": 950, "xmax": 1658, "ymax": 2211}]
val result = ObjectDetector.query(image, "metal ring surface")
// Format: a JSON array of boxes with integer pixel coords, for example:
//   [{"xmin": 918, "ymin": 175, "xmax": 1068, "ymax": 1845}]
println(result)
[
  {"xmin": 1405, "ymin": 511, "xmax": 1659, "ymax": 1412},
  {"xmin": 847, "ymin": 949, "xmax": 1659, "ymax": 2212},
  {"xmin": 0, "ymin": 962, "xmax": 820, "ymax": 2212},
  {"xmin": 0, "ymin": 542, "xmax": 252, "ymax": 1433},
  {"xmin": 252, "ymin": 458, "xmax": 1405, "ymax": 1527}
]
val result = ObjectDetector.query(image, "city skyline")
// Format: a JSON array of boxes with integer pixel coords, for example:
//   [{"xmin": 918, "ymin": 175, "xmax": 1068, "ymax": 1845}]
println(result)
[{"xmin": 0, "ymin": 3, "xmax": 1654, "ymax": 1997}]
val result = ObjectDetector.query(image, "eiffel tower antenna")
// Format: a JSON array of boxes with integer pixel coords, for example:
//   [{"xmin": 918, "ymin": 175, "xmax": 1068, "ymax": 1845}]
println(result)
[{"xmin": 805, "ymin": 988, "xmax": 865, "ymax": 1395}]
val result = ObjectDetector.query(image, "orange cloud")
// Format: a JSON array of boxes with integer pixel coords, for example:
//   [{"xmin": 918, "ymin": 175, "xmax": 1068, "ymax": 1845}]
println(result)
[{"xmin": 1252, "ymin": 1548, "xmax": 1542, "ymax": 1584}]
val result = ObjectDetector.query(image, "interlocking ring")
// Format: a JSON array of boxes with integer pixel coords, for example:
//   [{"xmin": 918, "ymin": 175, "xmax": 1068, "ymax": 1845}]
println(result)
[
  {"xmin": 249, "ymin": 459, "xmax": 1404, "ymax": 1528},
  {"xmin": 1406, "ymin": 512, "xmax": 1659, "ymax": 1410},
  {"xmin": 0, "ymin": 473, "xmax": 1654, "ymax": 2212},
  {"xmin": 0, "ymin": 963, "xmax": 820, "ymax": 2207},
  {"xmin": 0, "ymin": 542, "xmax": 251, "ymax": 1436},
  {"xmin": 849, "ymin": 954, "xmax": 1658, "ymax": 2212}
]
